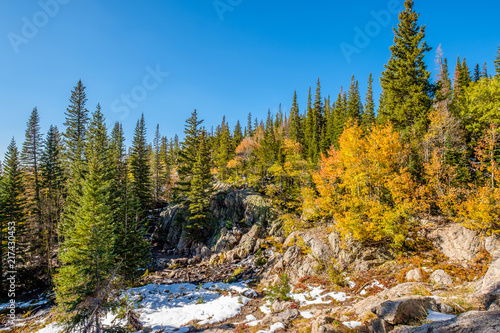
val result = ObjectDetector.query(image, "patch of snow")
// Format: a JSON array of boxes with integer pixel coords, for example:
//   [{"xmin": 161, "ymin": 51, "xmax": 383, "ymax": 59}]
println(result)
[
  {"xmin": 260, "ymin": 300, "xmax": 272, "ymax": 314},
  {"xmin": 256, "ymin": 322, "xmax": 285, "ymax": 333},
  {"xmin": 35, "ymin": 323, "xmax": 63, "ymax": 333},
  {"xmin": 360, "ymin": 280, "xmax": 385, "ymax": 295},
  {"xmin": 102, "ymin": 281, "xmax": 251, "ymax": 332},
  {"xmin": 0, "ymin": 298, "xmax": 49, "ymax": 311},
  {"xmin": 300, "ymin": 311, "xmax": 314, "ymax": 319},
  {"xmin": 290, "ymin": 286, "xmax": 349, "ymax": 306},
  {"xmin": 426, "ymin": 310, "xmax": 456, "ymax": 322},
  {"xmin": 343, "ymin": 321, "xmax": 362, "ymax": 329}
]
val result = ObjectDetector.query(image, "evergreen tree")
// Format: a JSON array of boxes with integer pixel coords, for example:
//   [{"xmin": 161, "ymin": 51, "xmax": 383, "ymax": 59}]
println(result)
[
  {"xmin": 362, "ymin": 73, "xmax": 375, "ymax": 129},
  {"xmin": 110, "ymin": 122, "xmax": 150, "ymax": 280},
  {"xmin": 347, "ymin": 75, "xmax": 362, "ymax": 121},
  {"xmin": 436, "ymin": 57, "xmax": 452, "ymax": 102},
  {"xmin": 473, "ymin": 64, "xmax": 481, "ymax": 82},
  {"xmin": 152, "ymin": 124, "xmax": 162, "ymax": 206},
  {"xmin": 40, "ymin": 125, "xmax": 65, "ymax": 278},
  {"xmin": 311, "ymin": 79, "xmax": 323, "ymax": 163},
  {"xmin": 176, "ymin": 110, "xmax": 203, "ymax": 198},
  {"xmin": 482, "ymin": 62, "xmax": 489, "ymax": 79},
  {"xmin": 495, "ymin": 45, "xmax": 500, "ymax": 77},
  {"xmin": 186, "ymin": 130, "xmax": 213, "ymax": 240},
  {"xmin": 245, "ymin": 112, "xmax": 253, "ymax": 137},
  {"xmin": 214, "ymin": 116, "xmax": 232, "ymax": 180},
  {"xmin": 129, "ymin": 114, "xmax": 152, "ymax": 218},
  {"xmin": 289, "ymin": 91, "xmax": 302, "ymax": 144},
  {"xmin": 55, "ymin": 108, "xmax": 116, "ymax": 320},
  {"xmin": 233, "ymin": 120, "xmax": 243, "ymax": 148},
  {"xmin": 21, "ymin": 107, "xmax": 43, "ymax": 256},
  {"xmin": 460, "ymin": 58, "xmax": 472, "ymax": 87},
  {"xmin": 379, "ymin": 0, "xmax": 433, "ymax": 137},
  {"xmin": 63, "ymin": 80, "xmax": 89, "ymax": 165},
  {"xmin": 0, "ymin": 139, "xmax": 27, "ymax": 291}
]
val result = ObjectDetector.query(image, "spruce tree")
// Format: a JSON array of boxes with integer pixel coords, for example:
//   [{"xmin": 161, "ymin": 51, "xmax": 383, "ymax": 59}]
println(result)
[
  {"xmin": 55, "ymin": 107, "xmax": 116, "ymax": 320},
  {"xmin": 362, "ymin": 73, "xmax": 375, "ymax": 129},
  {"xmin": 108, "ymin": 122, "xmax": 149, "ymax": 280},
  {"xmin": 482, "ymin": 62, "xmax": 489, "ymax": 79},
  {"xmin": 495, "ymin": 45, "xmax": 500, "ymax": 77},
  {"xmin": 40, "ymin": 125, "xmax": 65, "ymax": 278},
  {"xmin": 186, "ymin": 130, "xmax": 213, "ymax": 240},
  {"xmin": 152, "ymin": 124, "xmax": 162, "ymax": 206},
  {"xmin": 233, "ymin": 120, "xmax": 243, "ymax": 148},
  {"xmin": 436, "ymin": 58, "xmax": 452, "ymax": 102},
  {"xmin": 245, "ymin": 112, "xmax": 253, "ymax": 137},
  {"xmin": 129, "ymin": 114, "xmax": 152, "ymax": 219},
  {"xmin": 21, "ymin": 107, "xmax": 43, "ymax": 256},
  {"xmin": 289, "ymin": 91, "xmax": 302, "ymax": 144},
  {"xmin": 0, "ymin": 139, "xmax": 27, "ymax": 291},
  {"xmin": 63, "ymin": 80, "xmax": 89, "ymax": 165},
  {"xmin": 347, "ymin": 75, "xmax": 362, "ymax": 121},
  {"xmin": 379, "ymin": 0, "xmax": 433, "ymax": 137},
  {"xmin": 176, "ymin": 110, "xmax": 203, "ymax": 198},
  {"xmin": 473, "ymin": 64, "xmax": 481, "ymax": 82}
]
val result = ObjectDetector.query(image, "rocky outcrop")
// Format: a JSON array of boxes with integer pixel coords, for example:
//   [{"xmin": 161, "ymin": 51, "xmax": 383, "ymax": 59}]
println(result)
[
  {"xmin": 474, "ymin": 250, "xmax": 500, "ymax": 309},
  {"xmin": 156, "ymin": 188, "xmax": 271, "ymax": 254},
  {"xmin": 428, "ymin": 223, "xmax": 500, "ymax": 261},
  {"xmin": 393, "ymin": 310, "xmax": 500, "ymax": 333}
]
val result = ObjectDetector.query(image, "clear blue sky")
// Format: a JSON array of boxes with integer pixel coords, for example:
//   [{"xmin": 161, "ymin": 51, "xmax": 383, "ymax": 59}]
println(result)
[{"xmin": 0, "ymin": 0, "xmax": 499, "ymax": 157}]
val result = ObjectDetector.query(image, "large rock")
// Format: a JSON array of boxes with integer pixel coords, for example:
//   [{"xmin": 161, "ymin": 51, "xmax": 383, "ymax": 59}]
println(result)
[
  {"xmin": 392, "ymin": 310, "xmax": 500, "ymax": 333},
  {"xmin": 429, "ymin": 269, "xmax": 453, "ymax": 286},
  {"xmin": 475, "ymin": 250, "xmax": 500, "ymax": 308},
  {"xmin": 406, "ymin": 268, "xmax": 422, "ymax": 282},
  {"xmin": 157, "ymin": 204, "xmax": 183, "ymax": 247},
  {"xmin": 233, "ymin": 223, "xmax": 263, "ymax": 258},
  {"xmin": 429, "ymin": 223, "xmax": 482, "ymax": 261},
  {"xmin": 352, "ymin": 283, "xmax": 433, "ymax": 319},
  {"xmin": 371, "ymin": 296, "xmax": 439, "ymax": 325}
]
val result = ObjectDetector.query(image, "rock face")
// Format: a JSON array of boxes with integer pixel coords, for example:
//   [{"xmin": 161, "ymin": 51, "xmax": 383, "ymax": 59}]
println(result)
[
  {"xmin": 156, "ymin": 188, "xmax": 270, "ymax": 254},
  {"xmin": 393, "ymin": 310, "xmax": 500, "ymax": 333},
  {"xmin": 428, "ymin": 223, "xmax": 500, "ymax": 261}
]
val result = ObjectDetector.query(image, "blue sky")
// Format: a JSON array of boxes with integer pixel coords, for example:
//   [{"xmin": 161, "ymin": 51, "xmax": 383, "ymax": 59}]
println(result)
[{"xmin": 0, "ymin": 0, "xmax": 499, "ymax": 157}]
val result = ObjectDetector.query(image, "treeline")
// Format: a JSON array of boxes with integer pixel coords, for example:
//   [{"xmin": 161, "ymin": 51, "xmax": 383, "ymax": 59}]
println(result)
[{"xmin": 0, "ymin": 0, "xmax": 499, "ymax": 327}]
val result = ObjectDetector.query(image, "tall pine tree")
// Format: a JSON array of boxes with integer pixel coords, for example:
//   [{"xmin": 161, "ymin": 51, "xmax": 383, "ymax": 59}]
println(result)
[
  {"xmin": 55, "ymin": 107, "xmax": 116, "ymax": 321},
  {"xmin": 0, "ymin": 139, "xmax": 27, "ymax": 292},
  {"xmin": 379, "ymin": 0, "xmax": 433, "ymax": 137},
  {"xmin": 362, "ymin": 73, "xmax": 375, "ymax": 129},
  {"xmin": 63, "ymin": 80, "xmax": 89, "ymax": 165},
  {"xmin": 129, "ymin": 114, "xmax": 152, "ymax": 219}
]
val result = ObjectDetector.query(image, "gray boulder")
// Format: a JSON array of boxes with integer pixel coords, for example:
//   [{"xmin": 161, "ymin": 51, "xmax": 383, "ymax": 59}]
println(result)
[
  {"xmin": 392, "ymin": 310, "xmax": 500, "ymax": 333},
  {"xmin": 430, "ymin": 269, "xmax": 453, "ymax": 286},
  {"xmin": 371, "ymin": 296, "xmax": 439, "ymax": 325}
]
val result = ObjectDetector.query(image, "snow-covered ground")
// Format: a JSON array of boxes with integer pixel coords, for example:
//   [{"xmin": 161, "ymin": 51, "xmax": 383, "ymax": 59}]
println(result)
[
  {"xmin": 103, "ymin": 281, "xmax": 253, "ymax": 332},
  {"xmin": 31, "ymin": 281, "xmax": 254, "ymax": 333}
]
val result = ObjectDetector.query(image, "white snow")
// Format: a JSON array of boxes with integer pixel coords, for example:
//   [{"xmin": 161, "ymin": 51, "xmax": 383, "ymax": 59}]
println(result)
[
  {"xmin": 100, "ymin": 281, "xmax": 254, "ymax": 332},
  {"xmin": 300, "ymin": 311, "xmax": 314, "ymax": 319},
  {"xmin": 426, "ymin": 310, "xmax": 456, "ymax": 322},
  {"xmin": 343, "ymin": 321, "xmax": 362, "ymax": 329},
  {"xmin": 360, "ymin": 280, "xmax": 385, "ymax": 295},
  {"xmin": 290, "ymin": 286, "xmax": 349, "ymax": 305},
  {"xmin": 256, "ymin": 322, "xmax": 285, "ymax": 333},
  {"xmin": 0, "ymin": 298, "xmax": 49, "ymax": 311},
  {"xmin": 259, "ymin": 300, "xmax": 272, "ymax": 314},
  {"xmin": 35, "ymin": 323, "xmax": 63, "ymax": 333}
]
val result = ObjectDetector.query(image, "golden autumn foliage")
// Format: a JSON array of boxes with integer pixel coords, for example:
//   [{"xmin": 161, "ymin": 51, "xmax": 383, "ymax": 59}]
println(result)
[{"xmin": 313, "ymin": 121, "xmax": 422, "ymax": 248}]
